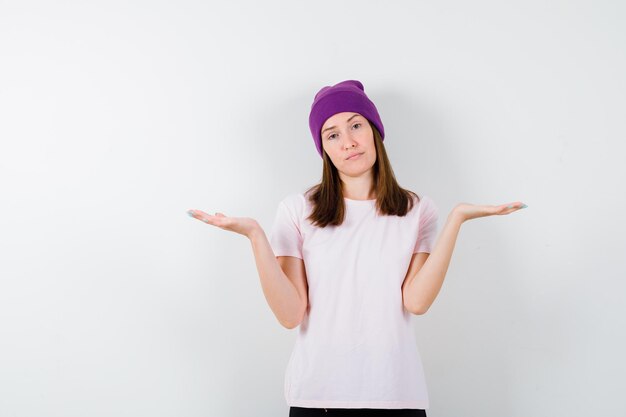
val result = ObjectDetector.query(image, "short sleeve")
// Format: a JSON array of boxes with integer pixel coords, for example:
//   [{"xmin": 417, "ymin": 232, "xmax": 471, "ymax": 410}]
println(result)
[
  {"xmin": 269, "ymin": 195, "xmax": 304, "ymax": 259},
  {"xmin": 413, "ymin": 196, "xmax": 439, "ymax": 254}
]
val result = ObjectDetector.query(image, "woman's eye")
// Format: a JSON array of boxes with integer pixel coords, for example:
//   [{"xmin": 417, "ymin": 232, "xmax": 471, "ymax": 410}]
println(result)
[{"xmin": 328, "ymin": 124, "xmax": 359, "ymax": 140}]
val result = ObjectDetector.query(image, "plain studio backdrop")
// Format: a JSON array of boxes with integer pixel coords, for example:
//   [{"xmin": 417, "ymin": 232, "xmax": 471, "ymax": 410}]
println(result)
[{"xmin": 1, "ymin": 1, "xmax": 625, "ymax": 416}]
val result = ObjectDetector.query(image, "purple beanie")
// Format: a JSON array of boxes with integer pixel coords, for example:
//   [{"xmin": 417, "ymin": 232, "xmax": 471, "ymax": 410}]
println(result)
[{"xmin": 308, "ymin": 79, "xmax": 385, "ymax": 158}]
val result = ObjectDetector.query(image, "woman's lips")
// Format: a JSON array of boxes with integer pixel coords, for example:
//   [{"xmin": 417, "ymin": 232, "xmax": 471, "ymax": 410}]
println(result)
[{"xmin": 346, "ymin": 152, "xmax": 364, "ymax": 160}]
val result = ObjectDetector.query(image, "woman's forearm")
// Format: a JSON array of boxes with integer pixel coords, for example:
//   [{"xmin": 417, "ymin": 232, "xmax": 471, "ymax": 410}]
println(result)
[
  {"xmin": 403, "ymin": 211, "xmax": 464, "ymax": 314},
  {"xmin": 248, "ymin": 226, "xmax": 304, "ymax": 329}
]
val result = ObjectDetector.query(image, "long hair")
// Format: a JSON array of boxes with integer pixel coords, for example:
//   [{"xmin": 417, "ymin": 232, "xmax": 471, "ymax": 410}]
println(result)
[{"xmin": 304, "ymin": 121, "xmax": 423, "ymax": 228}]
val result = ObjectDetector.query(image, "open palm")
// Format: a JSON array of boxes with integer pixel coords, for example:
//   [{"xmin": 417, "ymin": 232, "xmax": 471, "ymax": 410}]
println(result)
[
  {"xmin": 454, "ymin": 201, "xmax": 527, "ymax": 222},
  {"xmin": 187, "ymin": 209, "xmax": 259, "ymax": 238}
]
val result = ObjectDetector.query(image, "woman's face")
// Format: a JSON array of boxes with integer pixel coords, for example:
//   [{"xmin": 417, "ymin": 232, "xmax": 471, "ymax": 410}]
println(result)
[{"xmin": 320, "ymin": 112, "xmax": 376, "ymax": 175}]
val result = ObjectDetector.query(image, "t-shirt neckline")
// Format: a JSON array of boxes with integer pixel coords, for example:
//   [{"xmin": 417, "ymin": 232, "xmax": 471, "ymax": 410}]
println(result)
[{"xmin": 343, "ymin": 197, "xmax": 376, "ymax": 203}]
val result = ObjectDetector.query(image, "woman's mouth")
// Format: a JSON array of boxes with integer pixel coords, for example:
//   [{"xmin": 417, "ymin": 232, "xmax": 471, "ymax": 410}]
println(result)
[{"xmin": 346, "ymin": 152, "xmax": 364, "ymax": 160}]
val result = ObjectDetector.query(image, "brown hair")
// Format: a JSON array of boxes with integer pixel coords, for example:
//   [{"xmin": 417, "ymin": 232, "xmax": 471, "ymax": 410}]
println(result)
[{"xmin": 304, "ymin": 121, "xmax": 423, "ymax": 228}]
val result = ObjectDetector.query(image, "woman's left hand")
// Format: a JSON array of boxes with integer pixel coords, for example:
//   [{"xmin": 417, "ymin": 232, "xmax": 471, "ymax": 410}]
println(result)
[{"xmin": 452, "ymin": 201, "xmax": 527, "ymax": 223}]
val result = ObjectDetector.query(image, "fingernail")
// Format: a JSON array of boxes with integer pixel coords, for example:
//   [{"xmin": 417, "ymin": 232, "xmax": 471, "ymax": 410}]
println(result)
[
  {"xmin": 187, "ymin": 210, "xmax": 194, "ymax": 217},
  {"xmin": 520, "ymin": 204, "xmax": 528, "ymax": 209}
]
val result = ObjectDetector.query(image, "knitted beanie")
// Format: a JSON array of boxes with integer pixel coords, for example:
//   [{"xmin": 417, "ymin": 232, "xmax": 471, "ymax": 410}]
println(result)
[{"xmin": 308, "ymin": 80, "xmax": 385, "ymax": 158}]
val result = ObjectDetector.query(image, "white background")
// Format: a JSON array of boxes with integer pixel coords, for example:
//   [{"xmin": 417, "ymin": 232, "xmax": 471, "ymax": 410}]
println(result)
[{"xmin": 1, "ymin": 1, "xmax": 625, "ymax": 416}]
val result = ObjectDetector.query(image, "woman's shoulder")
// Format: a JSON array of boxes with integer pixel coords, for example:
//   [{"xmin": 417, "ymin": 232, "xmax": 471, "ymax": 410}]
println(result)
[
  {"xmin": 409, "ymin": 192, "xmax": 434, "ymax": 204},
  {"xmin": 408, "ymin": 193, "xmax": 438, "ymax": 216},
  {"xmin": 414, "ymin": 194, "xmax": 439, "ymax": 218},
  {"xmin": 277, "ymin": 191, "xmax": 308, "ymax": 211},
  {"xmin": 406, "ymin": 192, "xmax": 425, "ymax": 206}
]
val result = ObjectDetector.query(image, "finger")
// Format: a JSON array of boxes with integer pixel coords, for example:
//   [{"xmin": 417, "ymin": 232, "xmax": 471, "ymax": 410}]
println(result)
[
  {"xmin": 187, "ymin": 210, "xmax": 216, "ymax": 223},
  {"xmin": 188, "ymin": 209, "xmax": 207, "ymax": 218},
  {"xmin": 199, "ymin": 214, "xmax": 222, "ymax": 225},
  {"xmin": 505, "ymin": 202, "xmax": 522, "ymax": 209}
]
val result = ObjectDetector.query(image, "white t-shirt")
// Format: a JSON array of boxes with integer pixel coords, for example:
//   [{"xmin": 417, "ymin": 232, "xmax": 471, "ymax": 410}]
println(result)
[{"xmin": 269, "ymin": 191, "xmax": 439, "ymax": 409}]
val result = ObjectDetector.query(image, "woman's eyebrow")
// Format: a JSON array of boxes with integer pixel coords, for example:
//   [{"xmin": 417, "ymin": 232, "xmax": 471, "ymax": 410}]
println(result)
[{"xmin": 321, "ymin": 114, "xmax": 361, "ymax": 134}]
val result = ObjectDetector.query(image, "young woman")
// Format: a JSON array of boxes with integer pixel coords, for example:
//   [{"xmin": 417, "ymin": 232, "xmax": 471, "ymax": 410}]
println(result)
[{"xmin": 187, "ymin": 80, "xmax": 526, "ymax": 416}]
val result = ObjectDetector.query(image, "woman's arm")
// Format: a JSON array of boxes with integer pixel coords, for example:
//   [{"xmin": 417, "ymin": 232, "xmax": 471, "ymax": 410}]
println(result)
[
  {"xmin": 248, "ymin": 226, "xmax": 306, "ymax": 329},
  {"xmin": 186, "ymin": 209, "xmax": 305, "ymax": 329},
  {"xmin": 402, "ymin": 211, "xmax": 463, "ymax": 315},
  {"xmin": 402, "ymin": 201, "xmax": 526, "ymax": 314}
]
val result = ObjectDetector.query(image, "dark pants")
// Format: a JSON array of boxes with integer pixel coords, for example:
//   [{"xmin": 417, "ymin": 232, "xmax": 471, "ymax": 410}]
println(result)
[{"xmin": 289, "ymin": 407, "xmax": 427, "ymax": 417}]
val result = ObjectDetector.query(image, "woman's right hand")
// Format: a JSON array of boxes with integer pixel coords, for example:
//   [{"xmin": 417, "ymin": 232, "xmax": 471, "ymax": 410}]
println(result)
[{"xmin": 186, "ymin": 209, "xmax": 261, "ymax": 239}]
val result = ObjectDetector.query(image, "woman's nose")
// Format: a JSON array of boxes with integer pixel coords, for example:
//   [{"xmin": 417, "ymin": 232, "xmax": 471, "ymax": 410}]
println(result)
[{"xmin": 343, "ymin": 135, "xmax": 358, "ymax": 148}]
